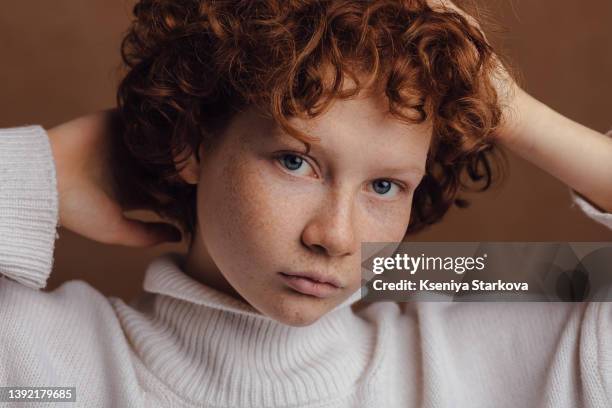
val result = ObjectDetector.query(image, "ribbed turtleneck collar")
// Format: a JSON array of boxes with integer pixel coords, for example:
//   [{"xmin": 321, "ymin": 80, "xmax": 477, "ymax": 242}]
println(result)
[{"xmin": 111, "ymin": 253, "xmax": 380, "ymax": 407}]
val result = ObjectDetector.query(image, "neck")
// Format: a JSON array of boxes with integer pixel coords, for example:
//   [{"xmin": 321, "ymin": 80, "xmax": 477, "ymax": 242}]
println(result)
[
  {"xmin": 124, "ymin": 255, "xmax": 379, "ymax": 406},
  {"xmin": 183, "ymin": 226, "xmax": 247, "ymax": 302}
]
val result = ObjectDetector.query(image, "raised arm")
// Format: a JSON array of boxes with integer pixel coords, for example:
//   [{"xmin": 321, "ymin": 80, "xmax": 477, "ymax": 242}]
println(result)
[
  {"xmin": 431, "ymin": 0, "xmax": 612, "ymax": 222},
  {"xmin": 0, "ymin": 112, "xmax": 182, "ymax": 290},
  {"xmin": 496, "ymin": 84, "xmax": 612, "ymax": 214}
]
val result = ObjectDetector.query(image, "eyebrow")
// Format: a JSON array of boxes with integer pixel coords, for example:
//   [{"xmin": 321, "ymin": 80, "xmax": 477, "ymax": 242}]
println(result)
[
  {"xmin": 269, "ymin": 126, "xmax": 310, "ymax": 152},
  {"xmin": 377, "ymin": 166, "xmax": 426, "ymax": 178}
]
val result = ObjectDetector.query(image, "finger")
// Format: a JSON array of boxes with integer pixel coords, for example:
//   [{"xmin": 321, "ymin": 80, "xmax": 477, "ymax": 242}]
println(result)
[{"xmin": 111, "ymin": 218, "xmax": 183, "ymax": 247}]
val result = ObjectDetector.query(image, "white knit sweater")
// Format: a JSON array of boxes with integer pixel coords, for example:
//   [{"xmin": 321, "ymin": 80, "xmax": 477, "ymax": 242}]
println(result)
[{"xmin": 0, "ymin": 125, "xmax": 611, "ymax": 408}]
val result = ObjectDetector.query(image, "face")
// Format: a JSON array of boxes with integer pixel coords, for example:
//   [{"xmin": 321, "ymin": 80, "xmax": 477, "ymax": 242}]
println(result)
[{"xmin": 183, "ymin": 92, "xmax": 432, "ymax": 326}]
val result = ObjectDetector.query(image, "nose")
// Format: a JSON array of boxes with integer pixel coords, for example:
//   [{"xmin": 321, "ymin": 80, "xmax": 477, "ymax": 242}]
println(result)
[{"xmin": 300, "ymin": 189, "xmax": 358, "ymax": 258}]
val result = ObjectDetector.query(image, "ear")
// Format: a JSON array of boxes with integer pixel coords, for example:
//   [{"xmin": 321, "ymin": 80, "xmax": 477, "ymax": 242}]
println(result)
[{"xmin": 174, "ymin": 145, "xmax": 202, "ymax": 185}]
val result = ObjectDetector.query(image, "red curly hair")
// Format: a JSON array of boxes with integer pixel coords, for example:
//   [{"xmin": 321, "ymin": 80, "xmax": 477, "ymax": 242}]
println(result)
[{"xmin": 112, "ymin": 0, "xmax": 506, "ymax": 242}]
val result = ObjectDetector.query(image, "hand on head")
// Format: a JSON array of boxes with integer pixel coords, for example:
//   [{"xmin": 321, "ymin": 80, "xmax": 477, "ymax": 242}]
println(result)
[{"xmin": 47, "ymin": 111, "xmax": 183, "ymax": 247}]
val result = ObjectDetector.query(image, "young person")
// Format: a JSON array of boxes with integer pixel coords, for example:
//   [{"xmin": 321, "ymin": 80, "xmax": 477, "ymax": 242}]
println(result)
[{"xmin": 1, "ymin": 0, "xmax": 610, "ymax": 407}]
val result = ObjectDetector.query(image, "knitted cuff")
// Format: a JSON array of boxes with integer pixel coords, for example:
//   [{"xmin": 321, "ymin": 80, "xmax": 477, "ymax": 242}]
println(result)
[
  {"xmin": 570, "ymin": 190, "xmax": 612, "ymax": 230},
  {"xmin": 0, "ymin": 125, "xmax": 59, "ymax": 289}
]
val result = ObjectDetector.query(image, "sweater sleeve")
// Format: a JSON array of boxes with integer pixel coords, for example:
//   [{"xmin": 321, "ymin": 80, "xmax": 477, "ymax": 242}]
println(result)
[
  {"xmin": 0, "ymin": 125, "xmax": 59, "ymax": 290},
  {"xmin": 570, "ymin": 190, "xmax": 612, "ymax": 230}
]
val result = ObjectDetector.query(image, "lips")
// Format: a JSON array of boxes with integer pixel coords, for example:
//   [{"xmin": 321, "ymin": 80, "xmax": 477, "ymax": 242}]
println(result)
[
  {"xmin": 279, "ymin": 272, "xmax": 343, "ymax": 298},
  {"xmin": 280, "ymin": 271, "xmax": 342, "ymax": 288}
]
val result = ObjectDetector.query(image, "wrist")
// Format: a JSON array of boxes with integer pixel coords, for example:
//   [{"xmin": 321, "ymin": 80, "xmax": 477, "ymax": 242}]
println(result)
[
  {"xmin": 46, "ymin": 124, "xmax": 73, "ymax": 226},
  {"xmin": 494, "ymin": 85, "xmax": 543, "ymax": 153}
]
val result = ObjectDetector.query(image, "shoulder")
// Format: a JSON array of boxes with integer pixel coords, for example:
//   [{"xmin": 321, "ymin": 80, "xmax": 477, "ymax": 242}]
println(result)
[
  {"xmin": 0, "ymin": 275, "xmax": 113, "ymax": 319},
  {"xmin": 0, "ymin": 276, "xmax": 139, "ymax": 391},
  {"xmin": 586, "ymin": 302, "xmax": 612, "ymax": 397},
  {"xmin": 0, "ymin": 276, "xmax": 123, "ymax": 346}
]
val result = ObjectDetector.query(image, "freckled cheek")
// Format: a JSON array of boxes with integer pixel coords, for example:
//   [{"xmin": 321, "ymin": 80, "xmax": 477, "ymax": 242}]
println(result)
[
  {"xmin": 215, "ymin": 162, "xmax": 306, "ymax": 247},
  {"xmin": 358, "ymin": 197, "xmax": 413, "ymax": 242},
  {"xmin": 196, "ymin": 162, "xmax": 293, "ymax": 285}
]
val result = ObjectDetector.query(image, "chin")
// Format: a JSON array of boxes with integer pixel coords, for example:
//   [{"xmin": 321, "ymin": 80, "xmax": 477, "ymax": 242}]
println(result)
[
  {"xmin": 264, "ymin": 293, "xmax": 332, "ymax": 327},
  {"xmin": 275, "ymin": 312, "xmax": 324, "ymax": 327}
]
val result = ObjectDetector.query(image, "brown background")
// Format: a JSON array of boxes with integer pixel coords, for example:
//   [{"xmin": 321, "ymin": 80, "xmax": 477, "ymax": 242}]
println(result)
[{"xmin": 1, "ymin": 0, "xmax": 610, "ymax": 302}]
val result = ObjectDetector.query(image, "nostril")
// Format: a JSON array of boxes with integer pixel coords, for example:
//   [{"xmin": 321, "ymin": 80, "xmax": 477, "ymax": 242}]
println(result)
[{"xmin": 312, "ymin": 244, "xmax": 327, "ymax": 254}]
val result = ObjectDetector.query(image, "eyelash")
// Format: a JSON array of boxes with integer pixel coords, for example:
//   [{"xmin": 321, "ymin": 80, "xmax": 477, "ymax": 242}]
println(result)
[{"xmin": 274, "ymin": 152, "xmax": 409, "ymax": 197}]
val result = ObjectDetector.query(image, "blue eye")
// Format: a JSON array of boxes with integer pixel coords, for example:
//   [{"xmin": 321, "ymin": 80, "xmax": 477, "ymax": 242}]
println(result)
[
  {"xmin": 282, "ymin": 154, "xmax": 303, "ymax": 171},
  {"xmin": 373, "ymin": 180, "xmax": 391, "ymax": 194},
  {"xmin": 277, "ymin": 154, "xmax": 404, "ymax": 198},
  {"xmin": 278, "ymin": 153, "xmax": 314, "ymax": 176},
  {"xmin": 371, "ymin": 179, "xmax": 402, "ymax": 198}
]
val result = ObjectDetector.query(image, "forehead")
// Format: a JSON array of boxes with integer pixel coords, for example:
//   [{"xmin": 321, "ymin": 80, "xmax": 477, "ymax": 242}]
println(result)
[
  {"xmin": 284, "ymin": 95, "xmax": 431, "ymax": 171},
  {"xmin": 233, "ymin": 91, "xmax": 432, "ymax": 176}
]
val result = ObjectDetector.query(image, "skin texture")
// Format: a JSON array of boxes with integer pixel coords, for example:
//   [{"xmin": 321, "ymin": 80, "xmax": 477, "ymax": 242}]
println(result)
[
  {"xmin": 180, "ymin": 91, "xmax": 432, "ymax": 326},
  {"xmin": 44, "ymin": 0, "xmax": 611, "ymax": 327}
]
